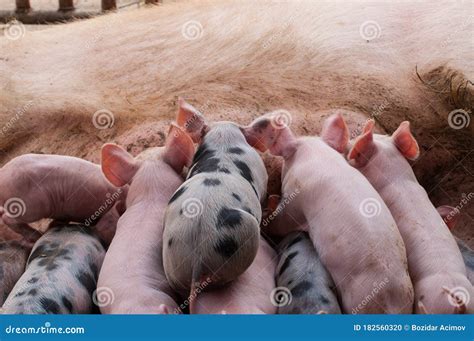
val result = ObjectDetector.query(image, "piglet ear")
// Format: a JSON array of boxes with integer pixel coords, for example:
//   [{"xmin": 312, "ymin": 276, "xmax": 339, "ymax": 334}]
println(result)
[
  {"xmin": 347, "ymin": 120, "xmax": 375, "ymax": 167},
  {"xmin": 101, "ymin": 144, "xmax": 139, "ymax": 187},
  {"xmin": 162, "ymin": 124, "xmax": 195, "ymax": 173},
  {"xmin": 436, "ymin": 205, "xmax": 460, "ymax": 230},
  {"xmin": 176, "ymin": 98, "xmax": 207, "ymax": 143},
  {"xmin": 392, "ymin": 121, "xmax": 419, "ymax": 160},
  {"xmin": 320, "ymin": 113, "xmax": 349, "ymax": 153}
]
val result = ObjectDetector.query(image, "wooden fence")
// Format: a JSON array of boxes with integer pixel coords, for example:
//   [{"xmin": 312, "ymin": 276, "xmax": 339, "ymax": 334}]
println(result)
[{"xmin": 1, "ymin": 0, "xmax": 160, "ymax": 24}]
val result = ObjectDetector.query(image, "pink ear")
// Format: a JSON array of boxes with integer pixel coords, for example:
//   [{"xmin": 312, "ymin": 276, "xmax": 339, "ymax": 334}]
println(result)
[
  {"xmin": 176, "ymin": 98, "xmax": 206, "ymax": 143},
  {"xmin": 101, "ymin": 144, "xmax": 139, "ymax": 187},
  {"xmin": 347, "ymin": 122, "xmax": 375, "ymax": 167},
  {"xmin": 392, "ymin": 121, "xmax": 420, "ymax": 160},
  {"xmin": 320, "ymin": 113, "xmax": 349, "ymax": 153},
  {"xmin": 162, "ymin": 124, "xmax": 196, "ymax": 173},
  {"xmin": 436, "ymin": 205, "xmax": 459, "ymax": 230}
]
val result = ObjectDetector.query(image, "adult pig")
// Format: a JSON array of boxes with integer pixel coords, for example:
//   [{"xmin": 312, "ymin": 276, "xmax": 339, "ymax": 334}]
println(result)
[
  {"xmin": 242, "ymin": 112, "xmax": 414, "ymax": 314},
  {"xmin": 276, "ymin": 231, "xmax": 341, "ymax": 314},
  {"xmin": 190, "ymin": 236, "xmax": 277, "ymax": 314},
  {"xmin": 163, "ymin": 100, "xmax": 268, "ymax": 306},
  {"xmin": 348, "ymin": 120, "xmax": 473, "ymax": 314},
  {"xmin": 0, "ymin": 240, "xmax": 31, "ymax": 305},
  {"xmin": 2, "ymin": 224, "xmax": 105, "ymax": 314},
  {"xmin": 98, "ymin": 124, "xmax": 195, "ymax": 314},
  {"xmin": 0, "ymin": 154, "xmax": 126, "ymax": 242}
]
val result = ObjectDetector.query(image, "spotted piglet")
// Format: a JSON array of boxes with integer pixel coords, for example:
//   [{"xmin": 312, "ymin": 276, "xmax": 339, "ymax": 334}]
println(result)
[
  {"xmin": 276, "ymin": 231, "xmax": 341, "ymax": 314},
  {"xmin": 242, "ymin": 113, "xmax": 414, "ymax": 314},
  {"xmin": 98, "ymin": 124, "xmax": 195, "ymax": 314},
  {"xmin": 348, "ymin": 120, "xmax": 473, "ymax": 313},
  {"xmin": 163, "ymin": 99, "xmax": 268, "ymax": 306},
  {"xmin": 0, "ymin": 154, "xmax": 126, "ymax": 242},
  {"xmin": 2, "ymin": 224, "xmax": 105, "ymax": 314},
  {"xmin": 0, "ymin": 241, "xmax": 31, "ymax": 305}
]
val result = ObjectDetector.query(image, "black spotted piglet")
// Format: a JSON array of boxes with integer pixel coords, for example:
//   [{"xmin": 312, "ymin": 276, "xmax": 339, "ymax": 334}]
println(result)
[
  {"xmin": 276, "ymin": 232, "xmax": 341, "ymax": 314},
  {"xmin": 0, "ymin": 240, "xmax": 31, "ymax": 305},
  {"xmin": 163, "ymin": 99, "xmax": 268, "ymax": 306},
  {"xmin": 2, "ymin": 224, "xmax": 105, "ymax": 314}
]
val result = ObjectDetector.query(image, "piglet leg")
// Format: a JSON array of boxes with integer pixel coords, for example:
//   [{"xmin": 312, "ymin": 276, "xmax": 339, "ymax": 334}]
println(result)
[{"xmin": 0, "ymin": 208, "xmax": 41, "ymax": 243}]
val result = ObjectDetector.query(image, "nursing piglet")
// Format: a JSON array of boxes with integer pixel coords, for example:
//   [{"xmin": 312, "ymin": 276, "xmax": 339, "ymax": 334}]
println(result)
[
  {"xmin": 242, "ymin": 113, "xmax": 414, "ymax": 314},
  {"xmin": 2, "ymin": 224, "xmax": 105, "ymax": 314},
  {"xmin": 0, "ymin": 241, "xmax": 31, "ymax": 305},
  {"xmin": 348, "ymin": 120, "xmax": 473, "ymax": 313},
  {"xmin": 163, "ymin": 100, "xmax": 268, "ymax": 305},
  {"xmin": 0, "ymin": 154, "xmax": 125, "ymax": 242},
  {"xmin": 97, "ymin": 124, "xmax": 195, "ymax": 314},
  {"xmin": 276, "ymin": 231, "xmax": 341, "ymax": 314}
]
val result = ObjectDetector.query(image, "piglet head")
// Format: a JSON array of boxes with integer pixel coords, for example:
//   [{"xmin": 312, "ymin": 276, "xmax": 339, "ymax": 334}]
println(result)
[
  {"xmin": 320, "ymin": 113, "xmax": 350, "ymax": 153},
  {"xmin": 241, "ymin": 112, "xmax": 298, "ymax": 159},
  {"xmin": 101, "ymin": 124, "xmax": 195, "ymax": 188},
  {"xmin": 176, "ymin": 98, "xmax": 209, "ymax": 144}
]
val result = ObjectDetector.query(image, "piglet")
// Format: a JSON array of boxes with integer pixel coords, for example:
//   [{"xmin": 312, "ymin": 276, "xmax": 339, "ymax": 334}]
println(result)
[
  {"xmin": 97, "ymin": 124, "xmax": 195, "ymax": 314},
  {"xmin": 163, "ymin": 100, "xmax": 268, "ymax": 307},
  {"xmin": 190, "ymin": 236, "xmax": 277, "ymax": 314},
  {"xmin": 348, "ymin": 120, "xmax": 473, "ymax": 313},
  {"xmin": 276, "ymin": 231, "xmax": 341, "ymax": 314},
  {"xmin": 436, "ymin": 205, "xmax": 474, "ymax": 286},
  {"xmin": 0, "ymin": 154, "xmax": 126, "ymax": 242},
  {"xmin": 2, "ymin": 223, "xmax": 105, "ymax": 314},
  {"xmin": 242, "ymin": 113, "xmax": 414, "ymax": 314},
  {"xmin": 0, "ymin": 240, "xmax": 31, "ymax": 306}
]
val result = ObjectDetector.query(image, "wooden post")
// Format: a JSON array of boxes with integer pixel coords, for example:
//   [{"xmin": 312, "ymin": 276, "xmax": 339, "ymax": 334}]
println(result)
[
  {"xmin": 58, "ymin": 0, "xmax": 75, "ymax": 12},
  {"xmin": 102, "ymin": 0, "xmax": 117, "ymax": 11},
  {"xmin": 15, "ymin": 0, "xmax": 31, "ymax": 13}
]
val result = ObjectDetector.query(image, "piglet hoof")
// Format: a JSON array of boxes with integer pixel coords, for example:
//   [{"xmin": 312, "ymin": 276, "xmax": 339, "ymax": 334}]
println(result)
[
  {"xmin": 220, "ymin": 310, "xmax": 227, "ymax": 314},
  {"xmin": 316, "ymin": 310, "xmax": 328, "ymax": 314},
  {"xmin": 157, "ymin": 304, "xmax": 170, "ymax": 315}
]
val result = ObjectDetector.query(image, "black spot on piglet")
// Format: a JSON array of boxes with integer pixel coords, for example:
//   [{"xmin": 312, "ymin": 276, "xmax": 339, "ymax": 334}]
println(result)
[
  {"xmin": 291, "ymin": 280, "xmax": 313, "ymax": 297},
  {"xmin": 169, "ymin": 186, "xmax": 187, "ymax": 204},
  {"xmin": 228, "ymin": 147, "xmax": 244, "ymax": 155},
  {"xmin": 233, "ymin": 160, "xmax": 253, "ymax": 184},
  {"xmin": 77, "ymin": 270, "xmax": 97, "ymax": 294},
  {"xmin": 203, "ymin": 178, "xmax": 221, "ymax": 186},
  {"xmin": 278, "ymin": 251, "xmax": 298, "ymax": 276},
  {"xmin": 217, "ymin": 208, "xmax": 242, "ymax": 229},
  {"xmin": 214, "ymin": 237, "xmax": 239, "ymax": 258},
  {"xmin": 40, "ymin": 297, "xmax": 60, "ymax": 314},
  {"xmin": 62, "ymin": 296, "xmax": 73, "ymax": 313}
]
